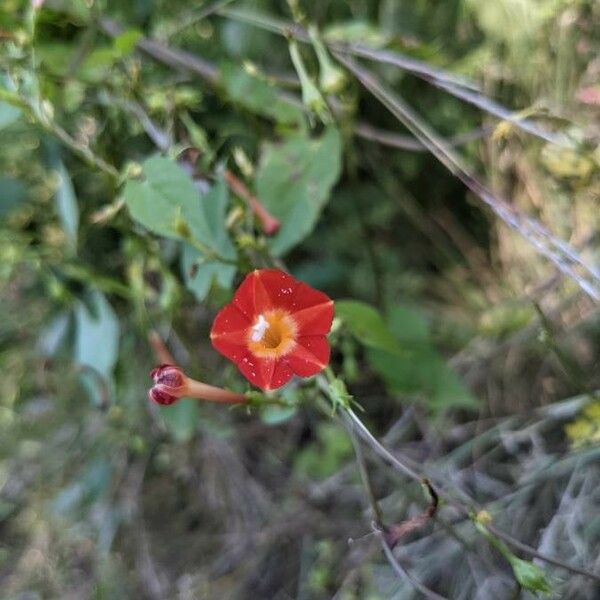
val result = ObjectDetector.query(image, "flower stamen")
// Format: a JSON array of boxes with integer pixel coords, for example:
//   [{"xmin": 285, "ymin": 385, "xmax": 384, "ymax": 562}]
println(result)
[
  {"xmin": 251, "ymin": 314, "xmax": 269, "ymax": 342},
  {"xmin": 248, "ymin": 310, "xmax": 297, "ymax": 358}
]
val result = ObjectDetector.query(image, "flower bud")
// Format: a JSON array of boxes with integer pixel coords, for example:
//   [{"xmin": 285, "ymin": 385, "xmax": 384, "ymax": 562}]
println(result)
[
  {"xmin": 148, "ymin": 364, "xmax": 186, "ymax": 405},
  {"xmin": 288, "ymin": 37, "xmax": 331, "ymax": 124},
  {"xmin": 147, "ymin": 364, "xmax": 248, "ymax": 406},
  {"xmin": 308, "ymin": 25, "xmax": 347, "ymax": 95}
]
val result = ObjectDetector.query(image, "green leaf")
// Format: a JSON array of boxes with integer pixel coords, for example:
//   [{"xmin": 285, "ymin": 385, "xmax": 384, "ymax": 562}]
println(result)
[
  {"xmin": 124, "ymin": 158, "xmax": 236, "ymax": 264},
  {"xmin": 54, "ymin": 161, "xmax": 79, "ymax": 251},
  {"xmin": 124, "ymin": 156, "xmax": 198, "ymax": 239},
  {"xmin": 256, "ymin": 128, "xmax": 342, "ymax": 255},
  {"xmin": 38, "ymin": 312, "xmax": 71, "ymax": 356},
  {"xmin": 180, "ymin": 112, "xmax": 215, "ymax": 167},
  {"xmin": 45, "ymin": 143, "xmax": 78, "ymax": 250},
  {"xmin": 387, "ymin": 304, "xmax": 430, "ymax": 345},
  {"xmin": 259, "ymin": 404, "xmax": 297, "ymax": 425},
  {"xmin": 324, "ymin": 21, "xmax": 392, "ymax": 48},
  {"xmin": 160, "ymin": 399, "xmax": 200, "ymax": 443},
  {"xmin": 221, "ymin": 63, "xmax": 303, "ymax": 125},
  {"xmin": 191, "ymin": 178, "xmax": 236, "ymax": 260},
  {"xmin": 36, "ymin": 42, "xmax": 76, "ymax": 77},
  {"xmin": 74, "ymin": 290, "xmax": 119, "ymax": 379},
  {"xmin": 79, "ymin": 47, "xmax": 121, "ymax": 82},
  {"xmin": 52, "ymin": 459, "xmax": 112, "ymax": 516},
  {"xmin": 0, "ymin": 177, "xmax": 27, "ymax": 217},
  {"xmin": 507, "ymin": 556, "xmax": 552, "ymax": 595},
  {"xmin": 362, "ymin": 305, "xmax": 477, "ymax": 410},
  {"xmin": 180, "ymin": 178, "xmax": 237, "ymax": 299},
  {"xmin": 181, "ymin": 243, "xmax": 236, "ymax": 301},
  {"xmin": 113, "ymin": 29, "xmax": 143, "ymax": 56},
  {"xmin": 336, "ymin": 300, "xmax": 402, "ymax": 355},
  {"xmin": 368, "ymin": 347, "xmax": 476, "ymax": 410},
  {"xmin": 0, "ymin": 102, "xmax": 20, "ymax": 130}
]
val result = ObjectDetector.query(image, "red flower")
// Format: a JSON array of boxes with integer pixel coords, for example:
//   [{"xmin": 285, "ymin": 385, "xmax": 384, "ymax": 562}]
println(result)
[{"xmin": 210, "ymin": 269, "xmax": 334, "ymax": 391}]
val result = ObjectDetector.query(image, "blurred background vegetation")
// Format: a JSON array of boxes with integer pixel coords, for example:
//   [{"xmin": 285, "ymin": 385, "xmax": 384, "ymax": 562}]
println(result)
[{"xmin": 1, "ymin": 0, "xmax": 600, "ymax": 598}]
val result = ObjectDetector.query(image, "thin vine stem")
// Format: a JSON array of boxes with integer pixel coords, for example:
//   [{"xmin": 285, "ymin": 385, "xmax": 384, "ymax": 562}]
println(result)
[
  {"xmin": 97, "ymin": 16, "xmax": 487, "ymax": 154},
  {"xmin": 217, "ymin": 6, "xmax": 566, "ymax": 146},
  {"xmin": 344, "ymin": 404, "xmax": 600, "ymax": 584},
  {"xmin": 347, "ymin": 421, "xmax": 448, "ymax": 600},
  {"xmin": 333, "ymin": 52, "xmax": 600, "ymax": 301}
]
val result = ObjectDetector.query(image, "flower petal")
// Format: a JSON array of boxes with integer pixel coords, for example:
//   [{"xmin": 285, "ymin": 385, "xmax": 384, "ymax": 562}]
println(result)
[
  {"xmin": 269, "ymin": 360, "xmax": 294, "ymax": 390},
  {"xmin": 292, "ymin": 300, "xmax": 334, "ymax": 335},
  {"xmin": 258, "ymin": 269, "xmax": 301, "ymax": 311},
  {"xmin": 291, "ymin": 282, "xmax": 333, "ymax": 313},
  {"xmin": 236, "ymin": 353, "xmax": 294, "ymax": 391},
  {"xmin": 232, "ymin": 270, "xmax": 273, "ymax": 318},
  {"xmin": 287, "ymin": 336, "xmax": 330, "ymax": 377},
  {"xmin": 210, "ymin": 333, "xmax": 248, "ymax": 365},
  {"xmin": 210, "ymin": 303, "xmax": 250, "ymax": 347}
]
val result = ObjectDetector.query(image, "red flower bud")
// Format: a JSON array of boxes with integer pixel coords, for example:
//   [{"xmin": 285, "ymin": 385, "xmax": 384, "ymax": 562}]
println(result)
[
  {"xmin": 148, "ymin": 364, "xmax": 186, "ymax": 405},
  {"xmin": 148, "ymin": 364, "xmax": 247, "ymax": 406},
  {"xmin": 148, "ymin": 386, "xmax": 178, "ymax": 406}
]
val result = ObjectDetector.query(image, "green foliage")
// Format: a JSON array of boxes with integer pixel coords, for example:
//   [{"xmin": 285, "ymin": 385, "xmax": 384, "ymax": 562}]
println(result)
[
  {"xmin": 324, "ymin": 21, "xmax": 391, "ymax": 48},
  {"xmin": 179, "ymin": 180, "xmax": 237, "ymax": 300},
  {"xmin": 256, "ymin": 127, "xmax": 342, "ymax": 255},
  {"xmin": 0, "ymin": 177, "xmax": 27, "ymax": 216},
  {"xmin": 49, "ymin": 152, "xmax": 79, "ymax": 252},
  {"xmin": 2, "ymin": 0, "xmax": 599, "ymax": 597},
  {"xmin": 565, "ymin": 399, "xmax": 600, "ymax": 448},
  {"xmin": 335, "ymin": 300, "xmax": 402, "ymax": 355},
  {"xmin": 368, "ymin": 306, "xmax": 476, "ymax": 410},
  {"xmin": 259, "ymin": 404, "xmax": 298, "ymax": 425},
  {"xmin": 124, "ymin": 157, "xmax": 204, "ymax": 240},
  {"xmin": 52, "ymin": 458, "xmax": 112, "ymax": 517},
  {"xmin": 221, "ymin": 63, "xmax": 303, "ymax": 125},
  {"xmin": 508, "ymin": 556, "xmax": 553, "ymax": 595},
  {"xmin": 74, "ymin": 290, "xmax": 120, "ymax": 380},
  {"xmin": 337, "ymin": 301, "xmax": 475, "ymax": 410},
  {"xmin": 0, "ymin": 102, "xmax": 21, "ymax": 130},
  {"xmin": 327, "ymin": 376, "xmax": 354, "ymax": 412},
  {"xmin": 295, "ymin": 423, "xmax": 353, "ymax": 479},
  {"xmin": 124, "ymin": 158, "xmax": 237, "ymax": 298},
  {"xmin": 475, "ymin": 518, "xmax": 553, "ymax": 596},
  {"xmin": 181, "ymin": 243, "xmax": 236, "ymax": 301},
  {"xmin": 112, "ymin": 29, "xmax": 143, "ymax": 56}
]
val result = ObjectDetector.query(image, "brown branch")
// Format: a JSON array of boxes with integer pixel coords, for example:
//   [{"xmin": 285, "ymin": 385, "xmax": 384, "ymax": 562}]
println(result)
[
  {"xmin": 100, "ymin": 17, "xmax": 219, "ymax": 84},
  {"xmin": 354, "ymin": 122, "xmax": 491, "ymax": 152},
  {"xmin": 383, "ymin": 480, "xmax": 438, "ymax": 549},
  {"xmin": 148, "ymin": 330, "xmax": 177, "ymax": 365},
  {"xmin": 223, "ymin": 169, "xmax": 280, "ymax": 235}
]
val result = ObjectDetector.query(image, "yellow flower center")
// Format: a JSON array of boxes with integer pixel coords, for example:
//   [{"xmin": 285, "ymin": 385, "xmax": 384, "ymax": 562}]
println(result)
[{"xmin": 248, "ymin": 310, "xmax": 297, "ymax": 358}]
